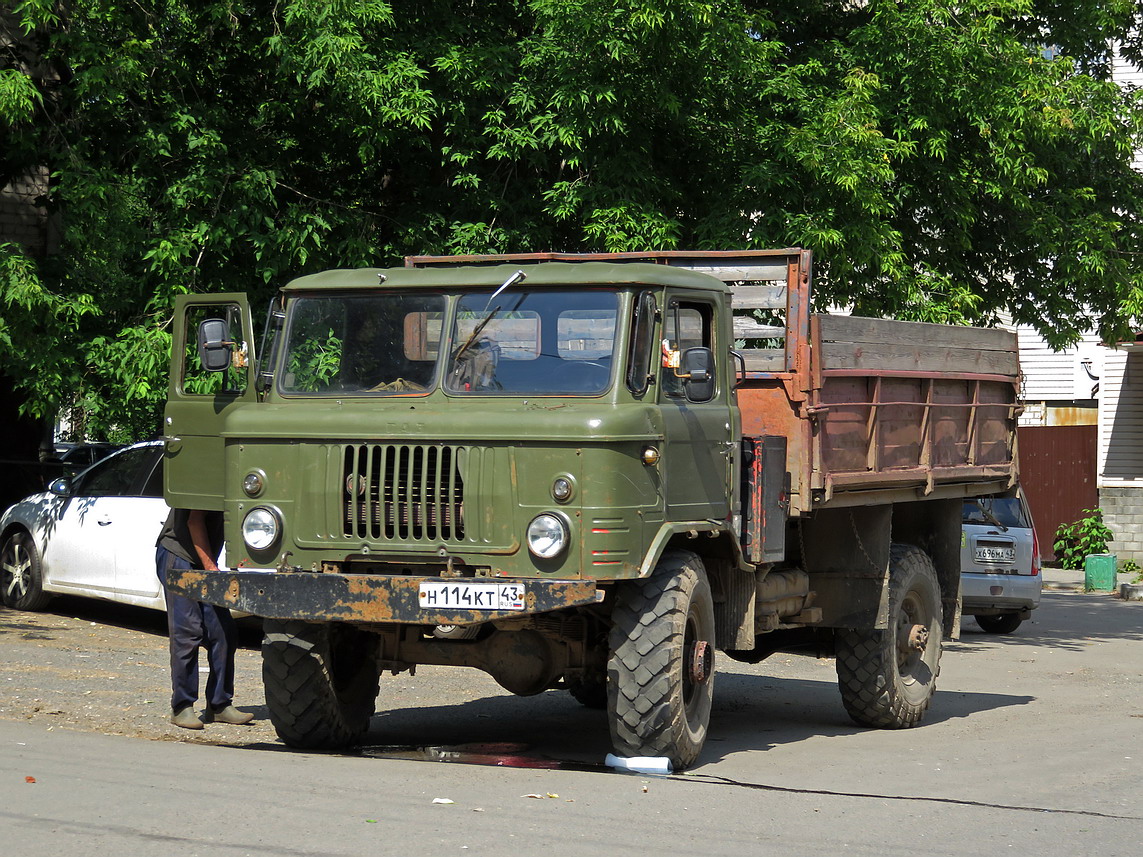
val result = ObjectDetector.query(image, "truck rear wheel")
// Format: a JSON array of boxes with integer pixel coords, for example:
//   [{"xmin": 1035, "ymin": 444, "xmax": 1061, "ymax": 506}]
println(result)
[
  {"xmin": 607, "ymin": 550, "xmax": 715, "ymax": 770},
  {"xmin": 835, "ymin": 543, "xmax": 942, "ymax": 728},
  {"xmin": 262, "ymin": 620, "xmax": 380, "ymax": 749}
]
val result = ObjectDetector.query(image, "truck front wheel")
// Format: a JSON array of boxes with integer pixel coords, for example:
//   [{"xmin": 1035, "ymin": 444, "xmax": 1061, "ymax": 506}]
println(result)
[
  {"xmin": 607, "ymin": 550, "xmax": 715, "ymax": 770},
  {"xmin": 835, "ymin": 543, "xmax": 942, "ymax": 728},
  {"xmin": 262, "ymin": 620, "xmax": 380, "ymax": 749}
]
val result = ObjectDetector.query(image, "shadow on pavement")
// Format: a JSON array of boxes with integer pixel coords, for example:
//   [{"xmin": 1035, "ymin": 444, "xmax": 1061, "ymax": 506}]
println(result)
[
  {"xmin": 215, "ymin": 666, "xmax": 1035, "ymax": 773},
  {"xmin": 0, "ymin": 596, "xmax": 263, "ymax": 647},
  {"xmin": 1, "ymin": 596, "xmax": 168, "ymax": 639},
  {"xmin": 950, "ymin": 589, "xmax": 1143, "ymax": 654}
]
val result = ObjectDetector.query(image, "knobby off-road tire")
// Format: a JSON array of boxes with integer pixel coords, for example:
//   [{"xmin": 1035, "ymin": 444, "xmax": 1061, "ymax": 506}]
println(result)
[
  {"xmin": 607, "ymin": 550, "xmax": 715, "ymax": 770},
  {"xmin": 262, "ymin": 620, "xmax": 380, "ymax": 750},
  {"xmin": 975, "ymin": 613, "xmax": 1022, "ymax": 634},
  {"xmin": 835, "ymin": 543, "xmax": 943, "ymax": 728},
  {"xmin": 1, "ymin": 530, "xmax": 52, "ymax": 611}
]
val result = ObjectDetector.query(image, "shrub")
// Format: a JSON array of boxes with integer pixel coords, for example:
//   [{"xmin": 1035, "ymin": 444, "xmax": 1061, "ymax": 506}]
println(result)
[
  {"xmin": 1120, "ymin": 558, "xmax": 1142, "ymax": 583},
  {"xmin": 1053, "ymin": 509, "xmax": 1113, "ymax": 570}
]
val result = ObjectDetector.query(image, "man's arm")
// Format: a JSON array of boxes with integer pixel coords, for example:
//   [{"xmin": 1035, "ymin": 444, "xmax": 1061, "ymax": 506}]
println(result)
[{"xmin": 186, "ymin": 510, "xmax": 219, "ymax": 571}]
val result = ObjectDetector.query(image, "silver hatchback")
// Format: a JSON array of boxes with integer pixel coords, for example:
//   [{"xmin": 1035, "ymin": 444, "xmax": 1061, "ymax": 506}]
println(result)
[{"xmin": 961, "ymin": 492, "xmax": 1042, "ymax": 634}]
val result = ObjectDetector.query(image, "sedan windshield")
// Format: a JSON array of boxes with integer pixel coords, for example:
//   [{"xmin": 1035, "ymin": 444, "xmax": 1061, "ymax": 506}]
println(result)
[{"xmin": 279, "ymin": 290, "xmax": 618, "ymax": 396}]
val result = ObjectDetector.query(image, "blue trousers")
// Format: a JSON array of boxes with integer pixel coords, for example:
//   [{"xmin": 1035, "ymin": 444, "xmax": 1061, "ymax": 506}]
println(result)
[{"xmin": 156, "ymin": 546, "xmax": 238, "ymax": 712}]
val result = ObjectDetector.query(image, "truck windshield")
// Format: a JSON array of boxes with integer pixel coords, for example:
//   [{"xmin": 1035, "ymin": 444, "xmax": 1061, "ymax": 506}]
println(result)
[
  {"xmin": 277, "ymin": 289, "xmax": 618, "ymax": 396},
  {"xmin": 445, "ymin": 290, "xmax": 617, "ymax": 395},
  {"xmin": 280, "ymin": 293, "xmax": 447, "ymax": 395}
]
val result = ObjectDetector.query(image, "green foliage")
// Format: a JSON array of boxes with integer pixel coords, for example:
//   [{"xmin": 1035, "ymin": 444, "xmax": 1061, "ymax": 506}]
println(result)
[
  {"xmin": 0, "ymin": 67, "xmax": 41, "ymax": 122},
  {"xmin": 1, "ymin": 1, "xmax": 1143, "ymax": 433},
  {"xmin": 1053, "ymin": 508, "xmax": 1114, "ymax": 570},
  {"xmin": 0, "ymin": 243, "xmax": 98, "ymax": 418},
  {"xmin": 1119, "ymin": 558, "xmax": 1142, "ymax": 583},
  {"xmin": 286, "ymin": 329, "xmax": 343, "ymax": 392}
]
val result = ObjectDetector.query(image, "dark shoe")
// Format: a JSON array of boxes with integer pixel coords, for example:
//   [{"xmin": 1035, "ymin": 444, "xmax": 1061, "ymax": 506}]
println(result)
[
  {"xmin": 204, "ymin": 704, "xmax": 254, "ymax": 725},
  {"xmin": 170, "ymin": 707, "xmax": 204, "ymax": 730}
]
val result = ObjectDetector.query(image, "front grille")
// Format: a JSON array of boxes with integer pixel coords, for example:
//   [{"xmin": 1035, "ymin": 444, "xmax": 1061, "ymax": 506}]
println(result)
[{"xmin": 342, "ymin": 444, "xmax": 465, "ymax": 542}]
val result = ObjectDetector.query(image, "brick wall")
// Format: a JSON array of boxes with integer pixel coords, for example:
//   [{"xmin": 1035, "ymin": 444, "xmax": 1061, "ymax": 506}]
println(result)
[
  {"xmin": 1, "ymin": 11, "xmax": 56, "ymax": 255},
  {"xmin": 0, "ymin": 165, "xmax": 52, "ymax": 254},
  {"xmin": 1098, "ymin": 486, "xmax": 1143, "ymax": 563}
]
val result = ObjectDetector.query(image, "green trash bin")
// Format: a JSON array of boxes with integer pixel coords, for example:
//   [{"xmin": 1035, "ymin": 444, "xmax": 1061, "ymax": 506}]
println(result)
[{"xmin": 1084, "ymin": 554, "xmax": 1117, "ymax": 591}]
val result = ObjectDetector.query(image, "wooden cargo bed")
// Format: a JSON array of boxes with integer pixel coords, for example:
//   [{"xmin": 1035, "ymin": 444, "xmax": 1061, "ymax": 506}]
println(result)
[
  {"xmin": 726, "ymin": 253, "xmax": 1020, "ymax": 514},
  {"xmin": 806, "ymin": 314, "xmax": 1019, "ymax": 506}
]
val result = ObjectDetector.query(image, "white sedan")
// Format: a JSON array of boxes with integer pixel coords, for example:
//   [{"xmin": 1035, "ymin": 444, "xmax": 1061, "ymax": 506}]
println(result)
[{"xmin": 1, "ymin": 441, "xmax": 171, "ymax": 612}]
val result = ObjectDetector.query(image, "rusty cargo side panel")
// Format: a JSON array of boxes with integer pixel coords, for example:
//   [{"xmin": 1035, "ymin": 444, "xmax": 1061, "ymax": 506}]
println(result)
[
  {"xmin": 807, "ymin": 314, "xmax": 1019, "ymax": 507},
  {"xmin": 737, "ymin": 309, "xmax": 1019, "ymax": 515}
]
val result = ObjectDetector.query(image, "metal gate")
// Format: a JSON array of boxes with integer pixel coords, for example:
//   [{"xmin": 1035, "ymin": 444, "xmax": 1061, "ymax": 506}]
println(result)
[{"xmin": 1017, "ymin": 425, "xmax": 1098, "ymax": 560}]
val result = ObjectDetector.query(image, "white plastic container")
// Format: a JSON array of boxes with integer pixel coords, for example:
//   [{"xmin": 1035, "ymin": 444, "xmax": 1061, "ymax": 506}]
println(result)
[{"xmin": 604, "ymin": 753, "xmax": 673, "ymax": 775}]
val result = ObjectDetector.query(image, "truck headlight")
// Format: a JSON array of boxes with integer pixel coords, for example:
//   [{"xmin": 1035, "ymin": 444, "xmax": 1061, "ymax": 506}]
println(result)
[
  {"xmin": 527, "ymin": 513, "xmax": 569, "ymax": 559},
  {"xmin": 242, "ymin": 507, "xmax": 280, "ymax": 551}
]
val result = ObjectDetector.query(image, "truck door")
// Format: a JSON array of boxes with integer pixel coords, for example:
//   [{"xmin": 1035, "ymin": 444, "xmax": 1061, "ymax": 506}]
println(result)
[
  {"xmin": 163, "ymin": 294, "xmax": 256, "ymax": 511},
  {"xmin": 659, "ymin": 296, "xmax": 735, "ymax": 521}
]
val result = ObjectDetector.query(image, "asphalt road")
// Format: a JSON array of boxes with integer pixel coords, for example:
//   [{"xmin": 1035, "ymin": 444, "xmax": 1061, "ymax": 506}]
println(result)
[{"xmin": 2, "ymin": 569, "xmax": 1141, "ymax": 856}]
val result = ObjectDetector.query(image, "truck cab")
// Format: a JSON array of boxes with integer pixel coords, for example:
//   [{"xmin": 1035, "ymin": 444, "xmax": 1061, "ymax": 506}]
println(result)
[{"xmin": 165, "ymin": 262, "xmax": 742, "ymax": 586}]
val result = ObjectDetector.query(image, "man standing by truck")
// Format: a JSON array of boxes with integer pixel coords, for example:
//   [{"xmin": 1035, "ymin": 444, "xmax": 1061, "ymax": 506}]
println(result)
[{"xmin": 155, "ymin": 508, "xmax": 254, "ymax": 729}]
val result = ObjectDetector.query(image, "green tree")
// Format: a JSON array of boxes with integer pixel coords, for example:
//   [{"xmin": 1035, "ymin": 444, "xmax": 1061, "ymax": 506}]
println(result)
[{"xmin": 1, "ymin": 0, "xmax": 1142, "ymax": 436}]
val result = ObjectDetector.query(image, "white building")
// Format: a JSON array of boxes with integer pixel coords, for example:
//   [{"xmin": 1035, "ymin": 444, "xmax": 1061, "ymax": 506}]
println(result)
[
  {"xmin": 1095, "ymin": 45, "xmax": 1143, "ymax": 561},
  {"xmin": 1012, "ymin": 321, "xmax": 1102, "ymax": 427}
]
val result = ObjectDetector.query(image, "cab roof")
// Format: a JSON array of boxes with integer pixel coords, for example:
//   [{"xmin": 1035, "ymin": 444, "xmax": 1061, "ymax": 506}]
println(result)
[{"xmin": 281, "ymin": 262, "xmax": 728, "ymax": 294}]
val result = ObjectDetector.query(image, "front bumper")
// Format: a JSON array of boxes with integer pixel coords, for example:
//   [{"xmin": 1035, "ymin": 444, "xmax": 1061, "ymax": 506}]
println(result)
[{"xmin": 166, "ymin": 570, "xmax": 600, "ymax": 625}]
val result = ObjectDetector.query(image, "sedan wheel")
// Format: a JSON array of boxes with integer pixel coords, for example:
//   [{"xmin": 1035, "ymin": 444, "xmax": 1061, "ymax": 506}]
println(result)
[{"xmin": 1, "ymin": 531, "xmax": 52, "ymax": 611}]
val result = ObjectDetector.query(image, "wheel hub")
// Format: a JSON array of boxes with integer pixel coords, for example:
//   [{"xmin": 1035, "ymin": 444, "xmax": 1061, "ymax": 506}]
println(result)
[
  {"xmin": 688, "ymin": 640, "xmax": 713, "ymax": 684},
  {"xmin": 3, "ymin": 550, "xmax": 29, "ymax": 598},
  {"xmin": 906, "ymin": 623, "xmax": 929, "ymax": 651}
]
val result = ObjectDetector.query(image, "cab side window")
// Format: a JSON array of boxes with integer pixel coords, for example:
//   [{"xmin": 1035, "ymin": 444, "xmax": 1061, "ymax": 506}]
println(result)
[
  {"xmin": 627, "ymin": 291, "xmax": 657, "ymax": 395},
  {"xmin": 182, "ymin": 303, "xmax": 248, "ymax": 395},
  {"xmin": 660, "ymin": 300, "xmax": 714, "ymax": 400}
]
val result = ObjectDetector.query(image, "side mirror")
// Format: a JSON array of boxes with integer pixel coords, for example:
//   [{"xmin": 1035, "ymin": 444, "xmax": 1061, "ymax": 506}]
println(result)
[
  {"xmin": 681, "ymin": 347, "xmax": 715, "ymax": 402},
  {"xmin": 48, "ymin": 477, "xmax": 72, "ymax": 497},
  {"xmin": 197, "ymin": 318, "xmax": 233, "ymax": 373}
]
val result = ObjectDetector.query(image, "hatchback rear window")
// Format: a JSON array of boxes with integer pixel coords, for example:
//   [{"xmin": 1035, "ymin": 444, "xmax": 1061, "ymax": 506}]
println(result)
[{"xmin": 962, "ymin": 497, "xmax": 1030, "ymax": 528}]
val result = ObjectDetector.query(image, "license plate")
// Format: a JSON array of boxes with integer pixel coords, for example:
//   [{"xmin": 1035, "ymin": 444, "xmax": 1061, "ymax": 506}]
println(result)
[
  {"xmin": 418, "ymin": 582, "xmax": 526, "ymax": 611},
  {"xmin": 974, "ymin": 544, "xmax": 1015, "ymax": 563}
]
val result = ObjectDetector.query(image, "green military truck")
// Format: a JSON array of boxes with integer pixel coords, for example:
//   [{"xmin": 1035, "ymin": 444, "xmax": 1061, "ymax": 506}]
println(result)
[{"xmin": 165, "ymin": 249, "xmax": 1019, "ymax": 769}]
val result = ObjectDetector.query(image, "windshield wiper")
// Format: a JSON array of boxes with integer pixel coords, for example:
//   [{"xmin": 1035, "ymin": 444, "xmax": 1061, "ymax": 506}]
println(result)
[
  {"xmin": 969, "ymin": 500, "xmax": 1008, "ymax": 531},
  {"xmin": 452, "ymin": 269, "xmax": 527, "ymax": 361}
]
